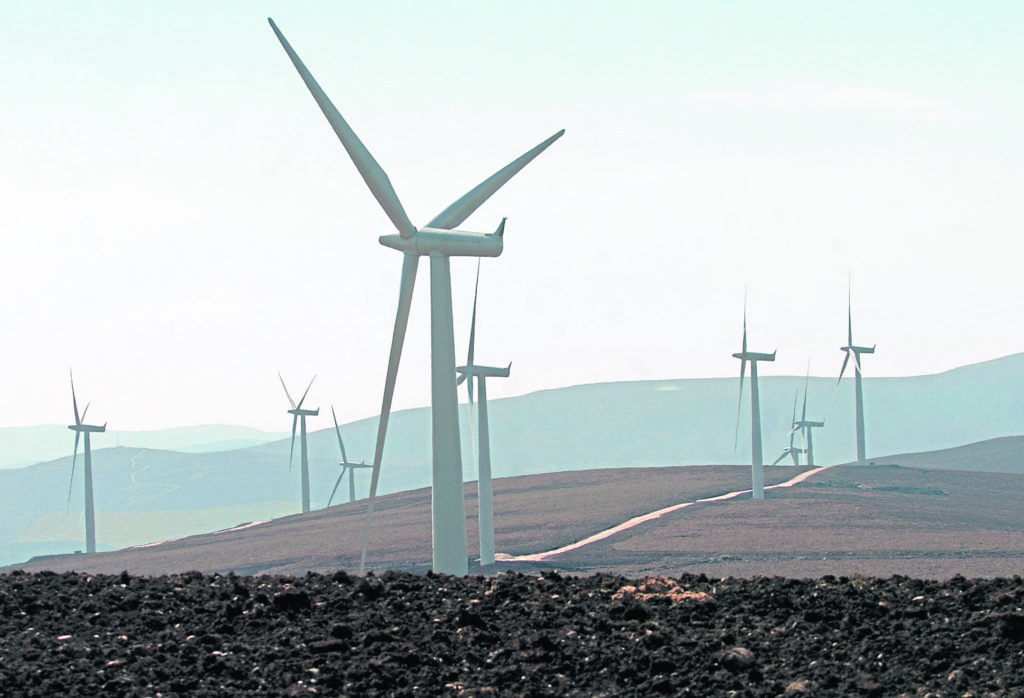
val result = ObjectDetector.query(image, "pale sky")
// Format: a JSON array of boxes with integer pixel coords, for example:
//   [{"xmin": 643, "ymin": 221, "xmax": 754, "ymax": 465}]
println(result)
[{"xmin": 2, "ymin": 1, "xmax": 1022, "ymax": 432}]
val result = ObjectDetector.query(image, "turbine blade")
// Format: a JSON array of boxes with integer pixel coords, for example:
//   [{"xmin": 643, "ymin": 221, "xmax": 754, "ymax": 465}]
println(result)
[
  {"xmin": 327, "ymin": 469, "xmax": 345, "ymax": 508},
  {"xmin": 801, "ymin": 366, "xmax": 809, "ymax": 422},
  {"xmin": 67, "ymin": 431, "xmax": 80, "ymax": 513},
  {"xmin": 467, "ymin": 259, "xmax": 480, "ymax": 368},
  {"xmin": 456, "ymin": 373, "xmax": 467, "ymax": 386},
  {"xmin": 268, "ymin": 18, "xmax": 417, "ymax": 238},
  {"xmin": 360, "ymin": 254, "xmax": 420, "ymax": 574},
  {"xmin": 427, "ymin": 129, "xmax": 565, "ymax": 230},
  {"xmin": 332, "ymin": 405, "xmax": 349, "ymax": 464},
  {"xmin": 733, "ymin": 359, "xmax": 746, "ymax": 450},
  {"xmin": 790, "ymin": 450, "xmax": 799, "ymax": 466},
  {"xmin": 80, "ymin": 403, "xmax": 90, "ymax": 424},
  {"xmin": 279, "ymin": 373, "xmax": 296, "ymax": 410},
  {"xmin": 297, "ymin": 374, "xmax": 316, "ymax": 409},
  {"xmin": 837, "ymin": 350, "xmax": 850, "ymax": 385},
  {"xmin": 852, "ymin": 349, "xmax": 863, "ymax": 375},
  {"xmin": 289, "ymin": 414, "xmax": 298, "ymax": 472},
  {"xmin": 468, "ymin": 385, "xmax": 478, "ymax": 478},
  {"xmin": 847, "ymin": 283, "xmax": 854, "ymax": 347},
  {"xmin": 771, "ymin": 452, "xmax": 786, "ymax": 466},
  {"xmin": 70, "ymin": 369, "xmax": 81, "ymax": 426}
]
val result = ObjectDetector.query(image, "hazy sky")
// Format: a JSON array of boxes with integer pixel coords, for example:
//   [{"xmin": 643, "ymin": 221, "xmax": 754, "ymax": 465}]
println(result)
[{"xmin": 2, "ymin": 1, "xmax": 1022, "ymax": 432}]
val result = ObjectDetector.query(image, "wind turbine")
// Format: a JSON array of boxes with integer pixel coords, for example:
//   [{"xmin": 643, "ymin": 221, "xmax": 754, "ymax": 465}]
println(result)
[
  {"xmin": 279, "ymin": 373, "xmax": 319, "ymax": 513},
  {"xmin": 456, "ymin": 261, "xmax": 510, "ymax": 567},
  {"xmin": 838, "ymin": 287, "xmax": 875, "ymax": 465},
  {"xmin": 327, "ymin": 406, "xmax": 373, "ymax": 506},
  {"xmin": 732, "ymin": 300, "xmax": 776, "ymax": 499},
  {"xmin": 792, "ymin": 368, "xmax": 825, "ymax": 466},
  {"xmin": 66, "ymin": 370, "xmax": 106, "ymax": 554},
  {"xmin": 269, "ymin": 18, "xmax": 563, "ymax": 575},
  {"xmin": 771, "ymin": 392, "xmax": 804, "ymax": 466}
]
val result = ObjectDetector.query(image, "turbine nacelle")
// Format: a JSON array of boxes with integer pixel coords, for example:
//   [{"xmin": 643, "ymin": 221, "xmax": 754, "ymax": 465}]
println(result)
[
  {"xmin": 732, "ymin": 351, "xmax": 777, "ymax": 362},
  {"xmin": 456, "ymin": 362, "xmax": 512, "ymax": 379},
  {"xmin": 379, "ymin": 220, "xmax": 506, "ymax": 258},
  {"xmin": 794, "ymin": 419, "xmax": 825, "ymax": 428},
  {"xmin": 68, "ymin": 423, "xmax": 106, "ymax": 433},
  {"xmin": 841, "ymin": 344, "xmax": 876, "ymax": 354},
  {"xmin": 287, "ymin": 407, "xmax": 320, "ymax": 417}
]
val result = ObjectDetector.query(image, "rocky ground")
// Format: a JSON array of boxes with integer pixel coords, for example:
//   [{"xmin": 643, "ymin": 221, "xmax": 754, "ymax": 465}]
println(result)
[{"xmin": 2, "ymin": 569, "xmax": 1023, "ymax": 696}]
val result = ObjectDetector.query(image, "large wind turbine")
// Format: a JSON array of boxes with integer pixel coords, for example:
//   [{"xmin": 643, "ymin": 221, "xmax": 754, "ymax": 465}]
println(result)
[
  {"xmin": 456, "ymin": 261, "xmax": 510, "ymax": 567},
  {"xmin": 279, "ymin": 373, "xmax": 318, "ymax": 513},
  {"xmin": 771, "ymin": 393, "xmax": 804, "ymax": 466},
  {"xmin": 838, "ymin": 289, "xmax": 875, "ymax": 465},
  {"xmin": 793, "ymin": 369, "xmax": 825, "ymax": 466},
  {"xmin": 269, "ymin": 19, "xmax": 563, "ymax": 575},
  {"xmin": 67, "ymin": 371, "xmax": 106, "ymax": 554},
  {"xmin": 327, "ymin": 406, "xmax": 373, "ymax": 506},
  {"xmin": 732, "ymin": 302, "xmax": 776, "ymax": 499}
]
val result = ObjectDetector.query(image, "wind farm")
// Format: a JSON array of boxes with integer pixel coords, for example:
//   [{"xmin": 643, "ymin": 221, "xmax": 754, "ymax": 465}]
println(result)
[{"xmin": 3, "ymin": 4, "xmax": 1024, "ymax": 694}]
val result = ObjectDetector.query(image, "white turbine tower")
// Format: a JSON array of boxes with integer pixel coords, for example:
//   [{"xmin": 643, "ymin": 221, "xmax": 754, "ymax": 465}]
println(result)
[
  {"xmin": 66, "ymin": 370, "xmax": 106, "ymax": 554},
  {"xmin": 279, "ymin": 373, "xmax": 318, "ymax": 513},
  {"xmin": 327, "ymin": 406, "xmax": 373, "ymax": 507},
  {"xmin": 732, "ymin": 301, "xmax": 776, "ymax": 500},
  {"xmin": 838, "ymin": 288, "xmax": 875, "ymax": 465},
  {"xmin": 269, "ymin": 18, "xmax": 563, "ymax": 575},
  {"xmin": 456, "ymin": 261, "xmax": 510, "ymax": 567}
]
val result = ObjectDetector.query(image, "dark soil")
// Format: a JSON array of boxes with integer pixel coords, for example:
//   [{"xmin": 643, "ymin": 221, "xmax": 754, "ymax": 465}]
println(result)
[{"xmin": 2, "ymin": 570, "xmax": 1024, "ymax": 696}]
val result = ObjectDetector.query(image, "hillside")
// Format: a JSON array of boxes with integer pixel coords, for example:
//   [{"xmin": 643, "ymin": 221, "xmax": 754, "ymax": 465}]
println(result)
[
  {"xmin": 1, "ymin": 351, "xmax": 1022, "ymax": 566},
  {"xmin": 8, "ymin": 463, "xmax": 1024, "ymax": 580},
  {"xmin": 0, "ymin": 424, "xmax": 287, "ymax": 469}
]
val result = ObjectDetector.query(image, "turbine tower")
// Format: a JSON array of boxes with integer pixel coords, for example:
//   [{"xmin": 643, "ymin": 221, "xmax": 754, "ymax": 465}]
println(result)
[
  {"xmin": 792, "ymin": 369, "xmax": 825, "ymax": 466},
  {"xmin": 269, "ymin": 18, "xmax": 563, "ymax": 575},
  {"xmin": 66, "ymin": 370, "xmax": 106, "ymax": 554},
  {"xmin": 456, "ymin": 261, "xmax": 510, "ymax": 567},
  {"xmin": 279, "ymin": 373, "xmax": 318, "ymax": 513},
  {"xmin": 732, "ymin": 302, "xmax": 776, "ymax": 500},
  {"xmin": 771, "ymin": 393, "xmax": 804, "ymax": 466},
  {"xmin": 327, "ymin": 406, "xmax": 373, "ymax": 506},
  {"xmin": 838, "ymin": 289, "xmax": 875, "ymax": 465}
]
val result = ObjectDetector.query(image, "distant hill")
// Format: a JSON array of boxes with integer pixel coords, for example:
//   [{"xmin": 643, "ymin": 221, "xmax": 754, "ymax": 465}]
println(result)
[
  {"xmin": 0, "ymin": 425, "xmax": 288, "ymax": 469},
  {"xmin": 0, "ymin": 352, "xmax": 1022, "ymax": 566},
  {"xmin": 868, "ymin": 435, "xmax": 1024, "ymax": 473}
]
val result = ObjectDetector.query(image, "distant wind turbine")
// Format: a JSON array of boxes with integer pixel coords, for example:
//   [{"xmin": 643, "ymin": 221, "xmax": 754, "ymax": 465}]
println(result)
[
  {"xmin": 279, "ymin": 373, "xmax": 318, "ymax": 513},
  {"xmin": 732, "ymin": 299, "xmax": 776, "ymax": 499},
  {"xmin": 838, "ymin": 287, "xmax": 875, "ymax": 465},
  {"xmin": 793, "ymin": 367, "xmax": 825, "ymax": 466},
  {"xmin": 771, "ymin": 392, "xmax": 804, "ymax": 466},
  {"xmin": 327, "ymin": 406, "xmax": 373, "ymax": 507},
  {"xmin": 269, "ymin": 18, "xmax": 563, "ymax": 575},
  {"xmin": 66, "ymin": 370, "xmax": 106, "ymax": 554},
  {"xmin": 456, "ymin": 261, "xmax": 510, "ymax": 567}
]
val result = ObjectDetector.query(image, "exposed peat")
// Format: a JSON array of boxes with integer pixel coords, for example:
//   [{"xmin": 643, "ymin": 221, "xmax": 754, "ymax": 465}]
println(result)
[{"xmin": 2, "ymin": 569, "xmax": 1023, "ymax": 696}]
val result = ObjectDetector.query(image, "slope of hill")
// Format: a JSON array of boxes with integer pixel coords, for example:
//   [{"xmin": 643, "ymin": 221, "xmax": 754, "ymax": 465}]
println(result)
[
  {"xmin": 8, "ymin": 463, "xmax": 1024, "ymax": 580},
  {"xmin": 1, "ymin": 352, "xmax": 1022, "ymax": 566},
  {"xmin": 869, "ymin": 435, "xmax": 1024, "ymax": 473},
  {"xmin": 0, "ymin": 424, "xmax": 287, "ymax": 469}
]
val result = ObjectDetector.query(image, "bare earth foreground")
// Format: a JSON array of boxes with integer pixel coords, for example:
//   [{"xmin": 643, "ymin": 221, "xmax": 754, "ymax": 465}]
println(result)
[
  {"xmin": 4, "ymin": 464, "xmax": 1024, "ymax": 695},
  {"xmin": 2, "ymin": 569, "xmax": 1024, "ymax": 696}
]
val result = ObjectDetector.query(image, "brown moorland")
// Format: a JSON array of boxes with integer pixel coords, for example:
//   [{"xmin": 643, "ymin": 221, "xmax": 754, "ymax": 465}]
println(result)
[{"xmin": 6, "ymin": 463, "xmax": 1024, "ymax": 580}]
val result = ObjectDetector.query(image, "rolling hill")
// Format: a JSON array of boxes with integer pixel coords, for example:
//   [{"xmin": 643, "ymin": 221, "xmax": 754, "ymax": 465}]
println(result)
[
  {"xmin": 7, "ymin": 463, "xmax": 1024, "ymax": 580},
  {"xmin": 0, "ymin": 352, "xmax": 1022, "ymax": 566}
]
